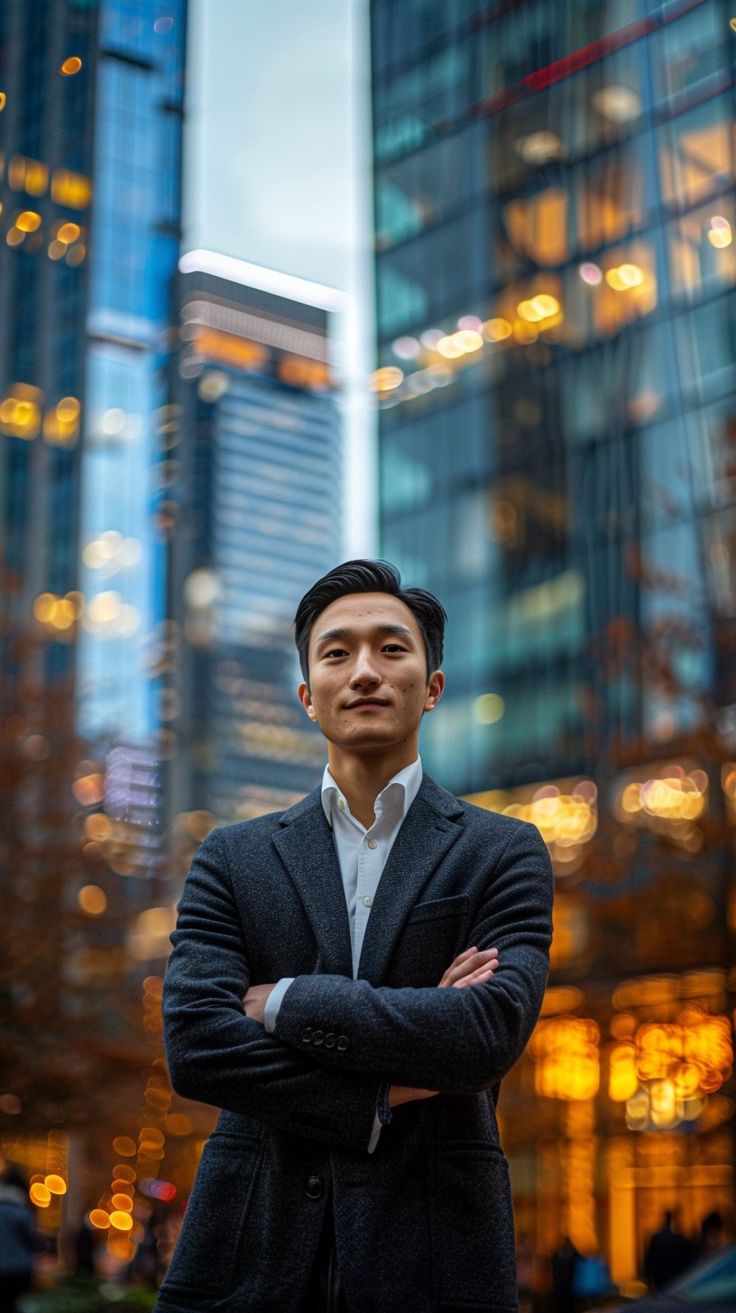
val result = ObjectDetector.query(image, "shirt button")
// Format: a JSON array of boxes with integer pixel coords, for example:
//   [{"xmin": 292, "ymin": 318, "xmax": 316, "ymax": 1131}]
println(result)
[
  {"xmin": 337, "ymin": 797, "xmax": 346, "ymax": 811},
  {"xmin": 363, "ymin": 895, "xmax": 373, "ymax": 908},
  {"xmin": 366, "ymin": 838, "xmax": 378, "ymax": 849}
]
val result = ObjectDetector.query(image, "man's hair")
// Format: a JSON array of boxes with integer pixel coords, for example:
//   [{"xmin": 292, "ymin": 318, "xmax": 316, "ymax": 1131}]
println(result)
[{"xmin": 294, "ymin": 559, "xmax": 447, "ymax": 682}]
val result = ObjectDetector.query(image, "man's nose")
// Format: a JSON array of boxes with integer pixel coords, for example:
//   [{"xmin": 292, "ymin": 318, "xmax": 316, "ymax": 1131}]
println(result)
[{"xmin": 348, "ymin": 648, "xmax": 381, "ymax": 688}]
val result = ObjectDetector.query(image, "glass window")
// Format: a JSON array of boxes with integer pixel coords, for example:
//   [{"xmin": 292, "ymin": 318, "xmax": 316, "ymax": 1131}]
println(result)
[
  {"xmin": 652, "ymin": 1, "xmax": 724, "ymax": 104},
  {"xmin": 575, "ymin": 137, "xmax": 650, "ymax": 252},
  {"xmin": 668, "ymin": 195, "xmax": 735, "ymax": 301},
  {"xmin": 374, "ymin": 39, "xmax": 474, "ymax": 163},
  {"xmin": 381, "ymin": 388, "xmax": 493, "ymax": 505},
  {"xmin": 674, "ymin": 297, "xmax": 735, "ymax": 398},
  {"xmin": 503, "ymin": 187, "xmax": 569, "ymax": 266},
  {"xmin": 377, "ymin": 206, "xmax": 488, "ymax": 339},
  {"xmin": 658, "ymin": 96, "xmax": 735, "ymax": 211},
  {"xmin": 376, "ymin": 123, "xmax": 484, "ymax": 250}
]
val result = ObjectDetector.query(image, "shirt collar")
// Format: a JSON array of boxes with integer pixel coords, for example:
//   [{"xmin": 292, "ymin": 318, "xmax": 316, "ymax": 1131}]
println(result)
[{"xmin": 321, "ymin": 756, "xmax": 422, "ymax": 828}]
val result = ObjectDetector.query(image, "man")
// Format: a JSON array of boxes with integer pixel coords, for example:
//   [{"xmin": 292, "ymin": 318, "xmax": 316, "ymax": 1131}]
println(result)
[
  {"xmin": 156, "ymin": 560, "xmax": 553, "ymax": 1313},
  {"xmin": 643, "ymin": 1210, "xmax": 693, "ymax": 1290}
]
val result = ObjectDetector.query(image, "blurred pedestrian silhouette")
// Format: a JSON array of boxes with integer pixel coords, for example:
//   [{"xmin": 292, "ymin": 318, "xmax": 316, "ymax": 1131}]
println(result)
[
  {"xmin": 551, "ymin": 1236, "xmax": 580, "ymax": 1313},
  {"xmin": 695, "ymin": 1210, "xmax": 727, "ymax": 1260},
  {"xmin": 643, "ymin": 1209, "xmax": 692, "ymax": 1290},
  {"xmin": 0, "ymin": 1163, "xmax": 35, "ymax": 1312}
]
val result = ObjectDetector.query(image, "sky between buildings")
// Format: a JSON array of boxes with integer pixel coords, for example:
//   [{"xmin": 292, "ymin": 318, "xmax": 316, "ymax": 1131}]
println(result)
[{"xmin": 184, "ymin": 0, "xmax": 375, "ymax": 554}]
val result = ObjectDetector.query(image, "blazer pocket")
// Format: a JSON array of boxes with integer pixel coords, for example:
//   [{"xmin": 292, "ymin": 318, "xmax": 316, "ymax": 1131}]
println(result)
[
  {"xmin": 405, "ymin": 894, "xmax": 471, "ymax": 924},
  {"xmin": 163, "ymin": 1134, "xmax": 263, "ymax": 1295}
]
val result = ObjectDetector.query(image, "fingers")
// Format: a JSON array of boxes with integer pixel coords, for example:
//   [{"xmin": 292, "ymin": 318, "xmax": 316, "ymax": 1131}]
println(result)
[
  {"xmin": 451, "ymin": 959, "xmax": 498, "ymax": 989},
  {"xmin": 438, "ymin": 946, "xmax": 499, "ymax": 988}
]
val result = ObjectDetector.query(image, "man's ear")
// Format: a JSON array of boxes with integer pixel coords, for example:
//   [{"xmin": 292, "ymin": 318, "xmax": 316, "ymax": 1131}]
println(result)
[
  {"xmin": 298, "ymin": 681, "xmax": 317, "ymax": 720},
  {"xmin": 424, "ymin": 669, "xmax": 445, "ymax": 712}
]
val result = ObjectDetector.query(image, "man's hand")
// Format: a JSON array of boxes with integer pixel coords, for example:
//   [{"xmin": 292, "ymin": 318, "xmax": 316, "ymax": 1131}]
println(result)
[
  {"xmin": 438, "ymin": 945, "xmax": 499, "ymax": 989},
  {"xmin": 243, "ymin": 982, "xmax": 276, "ymax": 1025},
  {"xmin": 390, "ymin": 945, "xmax": 499, "ymax": 1107}
]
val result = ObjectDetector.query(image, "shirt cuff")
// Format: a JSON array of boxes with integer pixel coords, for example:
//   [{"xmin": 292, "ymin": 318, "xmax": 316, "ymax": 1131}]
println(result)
[
  {"xmin": 367, "ymin": 1109, "xmax": 382, "ymax": 1154},
  {"xmin": 263, "ymin": 977, "xmax": 295, "ymax": 1033}
]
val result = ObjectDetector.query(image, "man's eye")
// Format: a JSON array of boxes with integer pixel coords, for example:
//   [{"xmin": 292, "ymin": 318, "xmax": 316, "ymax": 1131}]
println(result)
[
  {"xmin": 382, "ymin": 644, "xmax": 406, "ymax": 653},
  {"xmin": 324, "ymin": 648, "xmax": 346, "ymax": 659}
]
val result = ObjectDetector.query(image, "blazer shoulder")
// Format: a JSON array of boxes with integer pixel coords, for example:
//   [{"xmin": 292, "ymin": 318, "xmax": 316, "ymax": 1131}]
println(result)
[
  {"xmin": 200, "ymin": 785, "xmax": 323, "ymax": 852},
  {"xmin": 202, "ymin": 809, "xmax": 287, "ymax": 850}
]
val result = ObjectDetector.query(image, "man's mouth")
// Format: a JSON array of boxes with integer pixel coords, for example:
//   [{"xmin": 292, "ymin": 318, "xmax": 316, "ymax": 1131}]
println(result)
[{"xmin": 345, "ymin": 698, "xmax": 390, "ymax": 709}]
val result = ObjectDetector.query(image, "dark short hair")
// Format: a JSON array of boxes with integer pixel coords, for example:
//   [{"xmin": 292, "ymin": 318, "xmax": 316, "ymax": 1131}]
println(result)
[{"xmin": 294, "ymin": 559, "xmax": 446, "ymax": 682}]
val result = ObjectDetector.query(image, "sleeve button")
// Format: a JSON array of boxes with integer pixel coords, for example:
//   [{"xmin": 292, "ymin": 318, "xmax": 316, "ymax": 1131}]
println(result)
[
  {"xmin": 336, "ymin": 1035, "xmax": 349, "ymax": 1052},
  {"xmin": 324, "ymin": 1033, "xmax": 336, "ymax": 1049},
  {"xmin": 301, "ymin": 1028, "xmax": 313, "ymax": 1044},
  {"xmin": 312, "ymin": 1030, "xmax": 324, "ymax": 1046}
]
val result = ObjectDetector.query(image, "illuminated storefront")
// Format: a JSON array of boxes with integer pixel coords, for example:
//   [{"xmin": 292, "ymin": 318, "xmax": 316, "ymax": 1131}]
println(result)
[{"xmin": 371, "ymin": 0, "xmax": 736, "ymax": 1284}]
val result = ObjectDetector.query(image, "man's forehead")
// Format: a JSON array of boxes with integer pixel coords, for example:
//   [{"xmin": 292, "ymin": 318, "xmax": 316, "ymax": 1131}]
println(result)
[{"xmin": 311, "ymin": 593, "xmax": 422, "ymax": 641}]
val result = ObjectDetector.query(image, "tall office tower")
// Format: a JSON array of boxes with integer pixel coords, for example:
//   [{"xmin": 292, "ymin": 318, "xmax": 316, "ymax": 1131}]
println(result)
[
  {"xmin": 170, "ymin": 252, "xmax": 343, "ymax": 825},
  {"xmin": 0, "ymin": 0, "xmax": 187, "ymax": 1225},
  {"xmin": 371, "ymin": 0, "xmax": 735, "ymax": 1280}
]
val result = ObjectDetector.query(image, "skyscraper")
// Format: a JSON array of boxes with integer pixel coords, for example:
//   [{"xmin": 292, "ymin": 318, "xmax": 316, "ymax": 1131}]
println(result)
[
  {"xmin": 1, "ymin": 0, "xmax": 187, "ymax": 847},
  {"xmin": 0, "ymin": 0, "xmax": 188, "ymax": 1241},
  {"xmin": 371, "ymin": 0, "xmax": 735, "ymax": 1281},
  {"xmin": 170, "ymin": 251, "xmax": 343, "ymax": 824}
]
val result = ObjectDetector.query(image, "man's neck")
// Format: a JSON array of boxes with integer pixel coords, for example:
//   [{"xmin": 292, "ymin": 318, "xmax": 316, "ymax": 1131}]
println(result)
[{"xmin": 326, "ymin": 746, "xmax": 419, "ymax": 829}]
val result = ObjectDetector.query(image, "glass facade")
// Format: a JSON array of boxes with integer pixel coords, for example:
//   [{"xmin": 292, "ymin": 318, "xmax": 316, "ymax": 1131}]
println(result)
[
  {"xmin": 170, "ymin": 261, "xmax": 342, "ymax": 825},
  {"xmin": 77, "ymin": 0, "xmax": 186, "ymax": 743},
  {"xmin": 372, "ymin": 0, "xmax": 736, "ymax": 1290},
  {"xmin": 0, "ymin": 0, "xmax": 187, "ymax": 1244}
]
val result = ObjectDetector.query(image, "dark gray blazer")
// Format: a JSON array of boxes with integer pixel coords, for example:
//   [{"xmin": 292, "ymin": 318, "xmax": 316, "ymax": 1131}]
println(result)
[{"xmin": 156, "ymin": 774, "xmax": 553, "ymax": 1313}]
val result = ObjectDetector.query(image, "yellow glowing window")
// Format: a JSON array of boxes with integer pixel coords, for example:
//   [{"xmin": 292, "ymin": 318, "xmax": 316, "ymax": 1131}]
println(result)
[
  {"xmin": 660, "ymin": 118, "xmax": 734, "ymax": 209},
  {"xmin": 0, "ymin": 384, "xmax": 42, "ymax": 440},
  {"xmin": 51, "ymin": 169, "xmax": 92, "ymax": 210},
  {"xmin": 194, "ymin": 327, "xmax": 267, "ymax": 371},
  {"xmin": 578, "ymin": 161, "xmax": 643, "ymax": 250},
  {"xmin": 530, "ymin": 1016, "xmax": 600, "ymax": 1101},
  {"xmin": 8, "ymin": 154, "xmax": 48, "ymax": 195},
  {"xmin": 504, "ymin": 188, "xmax": 568, "ymax": 266},
  {"xmin": 16, "ymin": 210, "xmax": 42, "ymax": 233},
  {"xmin": 595, "ymin": 242, "xmax": 657, "ymax": 336}
]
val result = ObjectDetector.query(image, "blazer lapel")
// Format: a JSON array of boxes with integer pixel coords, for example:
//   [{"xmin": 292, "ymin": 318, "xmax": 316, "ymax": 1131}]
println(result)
[
  {"xmin": 271, "ymin": 789, "xmax": 353, "ymax": 977},
  {"xmin": 357, "ymin": 775, "xmax": 465, "ymax": 984}
]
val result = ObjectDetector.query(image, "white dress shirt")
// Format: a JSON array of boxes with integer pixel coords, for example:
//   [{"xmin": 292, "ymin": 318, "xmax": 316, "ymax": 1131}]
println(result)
[{"xmin": 264, "ymin": 757, "xmax": 423, "ymax": 1149}]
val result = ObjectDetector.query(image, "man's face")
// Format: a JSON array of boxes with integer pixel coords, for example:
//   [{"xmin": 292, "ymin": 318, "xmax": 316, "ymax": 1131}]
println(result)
[{"xmin": 298, "ymin": 592, "xmax": 444, "ymax": 755}]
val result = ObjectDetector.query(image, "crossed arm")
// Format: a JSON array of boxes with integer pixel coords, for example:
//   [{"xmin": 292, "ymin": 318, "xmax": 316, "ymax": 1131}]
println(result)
[
  {"xmin": 163, "ymin": 823, "xmax": 552, "ymax": 1148},
  {"xmin": 243, "ymin": 944, "xmax": 500, "ymax": 1108}
]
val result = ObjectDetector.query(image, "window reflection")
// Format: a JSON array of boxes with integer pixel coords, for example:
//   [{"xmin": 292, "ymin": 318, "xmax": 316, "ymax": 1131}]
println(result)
[{"xmin": 659, "ymin": 99, "xmax": 735, "ymax": 210}]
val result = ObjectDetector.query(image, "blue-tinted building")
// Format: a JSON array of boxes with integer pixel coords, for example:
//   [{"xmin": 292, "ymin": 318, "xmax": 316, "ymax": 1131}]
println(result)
[
  {"xmin": 0, "ymin": 0, "xmax": 187, "ymax": 1212},
  {"xmin": 170, "ymin": 252, "xmax": 343, "ymax": 824},
  {"xmin": 371, "ymin": 0, "xmax": 735, "ymax": 1283}
]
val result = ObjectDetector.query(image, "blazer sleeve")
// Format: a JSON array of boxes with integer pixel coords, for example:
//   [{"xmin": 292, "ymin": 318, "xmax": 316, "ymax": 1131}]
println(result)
[
  {"xmin": 272, "ymin": 820, "xmax": 553, "ymax": 1092},
  {"xmin": 163, "ymin": 829, "xmax": 382, "ymax": 1150}
]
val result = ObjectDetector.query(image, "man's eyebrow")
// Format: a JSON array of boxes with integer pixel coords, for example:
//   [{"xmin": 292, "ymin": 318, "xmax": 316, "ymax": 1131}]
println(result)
[{"xmin": 314, "ymin": 623, "xmax": 415, "ymax": 647}]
